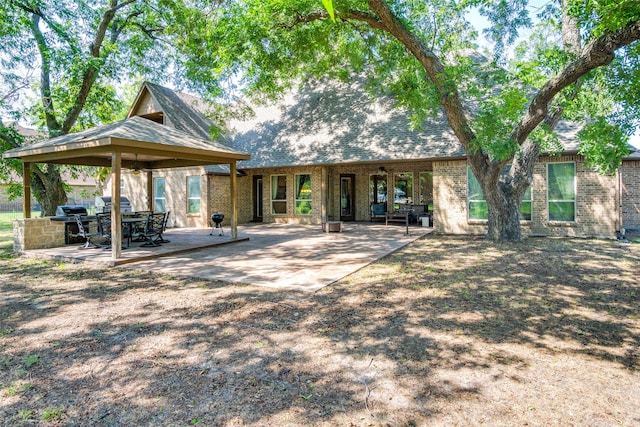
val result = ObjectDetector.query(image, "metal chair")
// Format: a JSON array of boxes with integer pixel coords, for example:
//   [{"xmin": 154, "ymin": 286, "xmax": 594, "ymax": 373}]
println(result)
[
  {"xmin": 370, "ymin": 203, "xmax": 386, "ymax": 222},
  {"xmin": 140, "ymin": 212, "xmax": 165, "ymax": 247},
  {"xmin": 153, "ymin": 211, "xmax": 171, "ymax": 244},
  {"xmin": 72, "ymin": 214, "xmax": 101, "ymax": 249},
  {"xmin": 131, "ymin": 211, "xmax": 151, "ymax": 242},
  {"xmin": 95, "ymin": 212, "xmax": 112, "ymax": 248}
]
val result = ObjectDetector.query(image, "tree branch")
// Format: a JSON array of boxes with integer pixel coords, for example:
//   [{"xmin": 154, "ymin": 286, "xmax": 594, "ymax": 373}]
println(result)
[
  {"xmin": 11, "ymin": 0, "xmax": 81, "ymax": 54},
  {"xmin": 276, "ymin": 8, "xmax": 385, "ymax": 32},
  {"xmin": 0, "ymin": 128, "xmax": 22, "ymax": 150},
  {"xmin": 364, "ymin": 0, "xmax": 480, "ymax": 166},
  {"xmin": 513, "ymin": 19, "xmax": 640, "ymax": 145},
  {"xmin": 28, "ymin": 14, "xmax": 61, "ymax": 135},
  {"xmin": 277, "ymin": 1, "xmax": 482, "ymax": 171},
  {"xmin": 60, "ymin": 0, "xmax": 126, "ymax": 134}
]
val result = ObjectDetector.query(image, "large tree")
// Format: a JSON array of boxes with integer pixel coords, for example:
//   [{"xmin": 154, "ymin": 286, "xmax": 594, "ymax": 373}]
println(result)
[
  {"xmin": 0, "ymin": 0, "xmax": 180, "ymax": 215},
  {"xmin": 174, "ymin": 0, "xmax": 640, "ymax": 241}
]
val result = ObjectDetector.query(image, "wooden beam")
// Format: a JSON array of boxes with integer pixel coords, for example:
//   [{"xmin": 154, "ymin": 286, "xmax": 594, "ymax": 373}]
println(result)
[
  {"xmin": 230, "ymin": 161, "xmax": 237, "ymax": 239},
  {"xmin": 321, "ymin": 166, "xmax": 328, "ymax": 223},
  {"xmin": 146, "ymin": 170, "xmax": 153, "ymax": 211},
  {"xmin": 111, "ymin": 152, "xmax": 122, "ymax": 260},
  {"xmin": 23, "ymin": 162, "xmax": 31, "ymax": 218}
]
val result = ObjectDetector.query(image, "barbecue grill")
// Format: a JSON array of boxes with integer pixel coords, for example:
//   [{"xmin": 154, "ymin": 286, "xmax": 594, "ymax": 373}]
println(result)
[
  {"xmin": 95, "ymin": 196, "xmax": 132, "ymax": 214},
  {"xmin": 55, "ymin": 205, "xmax": 88, "ymax": 217},
  {"xmin": 210, "ymin": 212, "xmax": 224, "ymax": 236},
  {"xmin": 51, "ymin": 205, "xmax": 90, "ymax": 244}
]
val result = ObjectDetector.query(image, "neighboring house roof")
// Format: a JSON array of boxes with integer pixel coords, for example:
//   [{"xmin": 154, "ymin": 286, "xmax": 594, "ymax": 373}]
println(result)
[{"xmin": 128, "ymin": 81, "xmax": 216, "ymax": 140}]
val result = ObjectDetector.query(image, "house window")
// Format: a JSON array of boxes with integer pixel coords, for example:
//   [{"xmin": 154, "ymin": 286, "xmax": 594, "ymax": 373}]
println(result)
[
  {"xmin": 187, "ymin": 176, "xmax": 201, "ymax": 214},
  {"xmin": 547, "ymin": 162, "xmax": 576, "ymax": 222},
  {"xmin": 520, "ymin": 186, "xmax": 532, "ymax": 221},
  {"xmin": 369, "ymin": 173, "xmax": 387, "ymax": 204},
  {"xmin": 467, "ymin": 167, "xmax": 532, "ymax": 221},
  {"xmin": 153, "ymin": 177, "xmax": 166, "ymax": 212},
  {"xmin": 295, "ymin": 174, "xmax": 312, "ymax": 215},
  {"xmin": 271, "ymin": 175, "xmax": 287, "ymax": 214},
  {"xmin": 467, "ymin": 167, "xmax": 487, "ymax": 220},
  {"xmin": 419, "ymin": 172, "xmax": 433, "ymax": 210},
  {"xmin": 393, "ymin": 172, "xmax": 413, "ymax": 209}
]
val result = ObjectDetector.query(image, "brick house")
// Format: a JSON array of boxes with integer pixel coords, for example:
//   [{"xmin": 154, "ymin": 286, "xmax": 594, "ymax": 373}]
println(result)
[{"xmin": 113, "ymin": 80, "xmax": 640, "ymax": 239}]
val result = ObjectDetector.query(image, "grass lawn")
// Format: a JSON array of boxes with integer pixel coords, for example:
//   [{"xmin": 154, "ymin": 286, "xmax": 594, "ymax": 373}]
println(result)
[
  {"xmin": 0, "ymin": 212, "xmax": 43, "ymax": 257},
  {"xmin": 0, "ymin": 220, "xmax": 14, "ymax": 257},
  {"xmin": 0, "ymin": 231, "xmax": 638, "ymax": 425}
]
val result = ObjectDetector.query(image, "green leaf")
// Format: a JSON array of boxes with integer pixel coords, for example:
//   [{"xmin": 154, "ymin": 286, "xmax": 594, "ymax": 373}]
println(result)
[{"xmin": 321, "ymin": 0, "xmax": 336, "ymax": 23}]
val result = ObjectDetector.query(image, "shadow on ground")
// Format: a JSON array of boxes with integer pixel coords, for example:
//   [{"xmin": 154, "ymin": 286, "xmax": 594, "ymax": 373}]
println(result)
[{"xmin": 0, "ymin": 235, "xmax": 639, "ymax": 425}]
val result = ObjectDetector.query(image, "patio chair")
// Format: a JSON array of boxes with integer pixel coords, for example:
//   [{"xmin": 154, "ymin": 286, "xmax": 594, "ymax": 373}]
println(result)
[
  {"xmin": 140, "ymin": 212, "xmax": 165, "ymax": 247},
  {"xmin": 153, "ymin": 211, "xmax": 171, "ymax": 244},
  {"xmin": 370, "ymin": 203, "xmax": 386, "ymax": 222},
  {"xmin": 95, "ymin": 212, "xmax": 112, "ymax": 248},
  {"xmin": 72, "ymin": 214, "xmax": 101, "ymax": 249},
  {"xmin": 131, "ymin": 211, "xmax": 151, "ymax": 242}
]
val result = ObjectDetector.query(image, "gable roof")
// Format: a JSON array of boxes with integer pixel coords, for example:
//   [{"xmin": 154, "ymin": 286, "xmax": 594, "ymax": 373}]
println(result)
[
  {"xmin": 126, "ymin": 80, "xmax": 635, "ymax": 173},
  {"xmin": 224, "ymin": 78, "xmax": 466, "ymax": 170},
  {"xmin": 223, "ymin": 78, "xmax": 592, "ymax": 170},
  {"xmin": 3, "ymin": 116, "xmax": 249, "ymax": 168},
  {"xmin": 128, "ymin": 82, "xmax": 215, "ymax": 140}
]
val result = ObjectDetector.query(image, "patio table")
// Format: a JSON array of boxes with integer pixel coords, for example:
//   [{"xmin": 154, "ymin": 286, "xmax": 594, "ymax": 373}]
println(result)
[
  {"xmin": 122, "ymin": 217, "xmax": 145, "ymax": 248},
  {"xmin": 385, "ymin": 212, "xmax": 409, "ymax": 235}
]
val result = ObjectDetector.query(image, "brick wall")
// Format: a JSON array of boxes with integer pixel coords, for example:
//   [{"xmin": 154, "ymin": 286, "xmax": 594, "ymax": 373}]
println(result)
[
  {"xmin": 221, "ymin": 161, "xmax": 436, "ymax": 225},
  {"xmin": 621, "ymin": 160, "xmax": 640, "ymax": 228},
  {"xmin": 433, "ymin": 156, "xmax": 621, "ymax": 238},
  {"xmin": 226, "ymin": 166, "xmax": 324, "ymax": 225},
  {"xmin": 207, "ymin": 173, "xmax": 253, "ymax": 226},
  {"xmin": 12, "ymin": 218, "xmax": 65, "ymax": 252},
  {"xmin": 122, "ymin": 167, "xmax": 208, "ymax": 228}
]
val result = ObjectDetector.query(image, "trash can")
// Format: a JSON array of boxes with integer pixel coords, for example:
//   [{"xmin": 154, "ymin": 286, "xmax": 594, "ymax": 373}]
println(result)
[{"xmin": 420, "ymin": 216, "xmax": 429, "ymax": 227}]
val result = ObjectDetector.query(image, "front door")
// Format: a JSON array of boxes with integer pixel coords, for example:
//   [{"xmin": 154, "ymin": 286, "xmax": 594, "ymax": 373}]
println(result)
[
  {"xmin": 253, "ymin": 175, "xmax": 263, "ymax": 222},
  {"xmin": 340, "ymin": 174, "xmax": 356, "ymax": 221}
]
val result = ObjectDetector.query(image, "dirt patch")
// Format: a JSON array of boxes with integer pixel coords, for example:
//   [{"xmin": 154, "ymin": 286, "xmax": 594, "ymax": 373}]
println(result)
[{"xmin": 1, "ymin": 236, "xmax": 639, "ymax": 426}]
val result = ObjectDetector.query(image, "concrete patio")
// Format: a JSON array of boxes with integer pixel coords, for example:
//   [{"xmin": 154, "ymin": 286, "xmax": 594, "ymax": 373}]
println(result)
[{"xmin": 21, "ymin": 222, "xmax": 433, "ymax": 291}]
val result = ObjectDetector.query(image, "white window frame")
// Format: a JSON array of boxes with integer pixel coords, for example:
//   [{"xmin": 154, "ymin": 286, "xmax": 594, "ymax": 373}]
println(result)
[
  {"xmin": 467, "ymin": 167, "xmax": 487, "ymax": 220},
  {"xmin": 153, "ymin": 177, "xmax": 166, "ymax": 212},
  {"xmin": 187, "ymin": 175, "xmax": 201, "ymax": 215},
  {"xmin": 294, "ymin": 174, "xmax": 312, "ymax": 215},
  {"xmin": 468, "ymin": 166, "xmax": 533, "ymax": 221},
  {"xmin": 271, "ymin": 175, "xmax": 287, "ymax": 215},
  {"xmin": 547, "ymin": 162, "xmax": 576, "ymax": 222}
]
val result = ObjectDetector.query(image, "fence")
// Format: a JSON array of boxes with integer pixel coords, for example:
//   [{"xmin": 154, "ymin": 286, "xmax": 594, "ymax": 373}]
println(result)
[{"xmin": 0, "ymin": 199, "xmax": 96, "ymax": 222}]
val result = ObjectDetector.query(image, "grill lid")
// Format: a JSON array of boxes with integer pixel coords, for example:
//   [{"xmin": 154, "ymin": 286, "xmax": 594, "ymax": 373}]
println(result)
[{"xmin": 56, "ymin": 205, "xmax": 88, "ymax": 216}]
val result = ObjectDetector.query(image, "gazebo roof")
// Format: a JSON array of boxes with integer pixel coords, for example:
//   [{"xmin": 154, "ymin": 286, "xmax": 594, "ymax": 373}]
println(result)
[{"xmin": 2, "ymin": 115, "xmax": 249, "ymax": 168}]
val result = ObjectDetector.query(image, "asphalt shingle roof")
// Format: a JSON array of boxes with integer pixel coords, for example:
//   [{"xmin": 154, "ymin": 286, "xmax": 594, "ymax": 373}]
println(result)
[
  {"xmin": 136, "ymin": 79, "xmax": 636, "ymax": 172},
  {"xmin": 142, "ymin": 82, "xmax": 215, "ymax": 140},
  {"xmin": 226, "ymin": 78, "xmax": 466, "ymax": 170}
]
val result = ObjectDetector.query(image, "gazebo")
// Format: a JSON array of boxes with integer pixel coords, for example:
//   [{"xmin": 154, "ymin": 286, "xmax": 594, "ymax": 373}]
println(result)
[{"xmin": 3, "ymin": 116, "xmax": 250, "ymax": 260}]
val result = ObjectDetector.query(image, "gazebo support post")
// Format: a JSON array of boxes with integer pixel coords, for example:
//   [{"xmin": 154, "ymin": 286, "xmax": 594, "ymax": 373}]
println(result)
[
  {"xmin": 146, "ymin": 170, "xmax": 153, "ymax": 211},
  {"xmin": 111, "ymin": 152, "xmax": 122, "ymax": 260},
  {"xmin": 321, "ymin": 166, "xmax": 328, "ymax": 223},
  {"xmin": 23, "ymin": 162, "xmax": 31, "ymax": 218},
  {"xmin": 230, "ymin": 161, "xmax": 238, "ymax": 239}
]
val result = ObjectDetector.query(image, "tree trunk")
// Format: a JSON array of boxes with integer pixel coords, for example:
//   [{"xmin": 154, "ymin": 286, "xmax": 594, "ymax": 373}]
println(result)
[
  {"xmin": 31, "ymin": 165, "xmax": 68, "ymax": 216},
  {"xmin": 485, "ymin": 187, "xmax": 523, "ymax": 242}
]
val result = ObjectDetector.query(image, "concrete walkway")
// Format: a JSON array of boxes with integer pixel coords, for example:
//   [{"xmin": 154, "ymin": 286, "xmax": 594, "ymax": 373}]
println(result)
[{"xmin": 23, "ymin": 222, "xmax": 433, "ymax": 291}]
